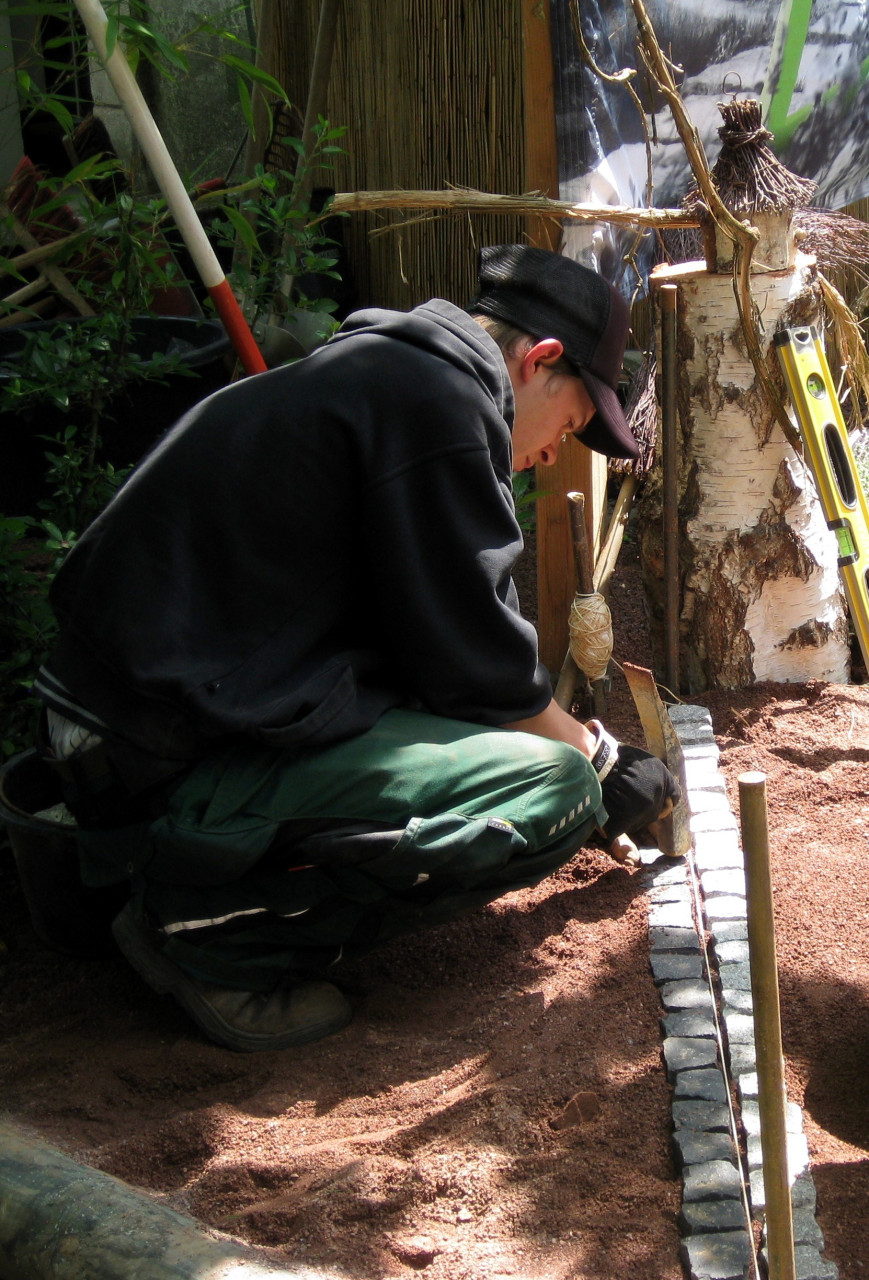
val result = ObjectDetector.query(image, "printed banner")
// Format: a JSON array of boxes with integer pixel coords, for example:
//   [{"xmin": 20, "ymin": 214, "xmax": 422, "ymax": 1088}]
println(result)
[{"xmin": 550, "ymin": 0, "xmax": 869, "ymax": 277}]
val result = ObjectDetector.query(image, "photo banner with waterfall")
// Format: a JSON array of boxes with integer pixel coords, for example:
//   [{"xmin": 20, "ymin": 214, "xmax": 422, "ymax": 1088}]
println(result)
[{"xmin": 550, "ymin": 0, "xmax": 869, "ymax": 286}]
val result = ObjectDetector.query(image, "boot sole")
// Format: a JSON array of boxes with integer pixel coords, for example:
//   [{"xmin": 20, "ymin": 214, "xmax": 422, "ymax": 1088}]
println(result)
[{"xmin": 111, "ymin": 903, "xmax": 352, "ymax": 1052}]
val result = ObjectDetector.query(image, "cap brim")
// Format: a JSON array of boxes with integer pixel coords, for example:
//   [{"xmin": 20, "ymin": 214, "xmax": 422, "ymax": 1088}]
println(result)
[{"xmin": 573, "ymin": 368, "xmax": 639, "ymax": 461}]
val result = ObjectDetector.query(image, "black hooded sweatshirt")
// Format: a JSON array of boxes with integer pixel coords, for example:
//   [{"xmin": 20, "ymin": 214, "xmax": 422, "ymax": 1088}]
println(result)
[{"xmin": 39, "ymin": 300, "xmax": 553, "ymax": 761}]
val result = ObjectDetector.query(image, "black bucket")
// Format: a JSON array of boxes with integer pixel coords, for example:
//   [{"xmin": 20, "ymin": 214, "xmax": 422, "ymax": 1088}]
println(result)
[
  {"xmin": 0, "ymin": 750, "xmax": 125, "ymax": 957},
  {"xmin": 0, "ymin": 316, "xmax": 233, "ymax": 516}
]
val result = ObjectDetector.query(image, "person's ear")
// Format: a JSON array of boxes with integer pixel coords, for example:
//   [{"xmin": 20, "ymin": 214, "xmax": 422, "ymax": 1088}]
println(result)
[{"xmin": 519, "ymin": 337, "xmax": 565, "ymax": 382}]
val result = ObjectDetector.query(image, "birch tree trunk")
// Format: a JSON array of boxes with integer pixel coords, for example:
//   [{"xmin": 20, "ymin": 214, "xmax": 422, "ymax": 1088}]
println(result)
[{"xmin": 638, "ymin": 253, "xmax": 850, "ymax": 692}]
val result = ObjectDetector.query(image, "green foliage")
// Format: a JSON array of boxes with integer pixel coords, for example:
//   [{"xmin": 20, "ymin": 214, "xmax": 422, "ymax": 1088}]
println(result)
[
  {"xmin": 0, "ymin": 516, "xmax": 60, "ymax": 756},
  {"xmin": 209, "ymin": 116, "xmax": 348, "ymax": 346},
  {"xmin": 512, "ymin": 468, "xmax": 547, "ymax": 534},
  {"xmin": 0, "ymin": 1, "xmax": 348, "ymax": 756}
]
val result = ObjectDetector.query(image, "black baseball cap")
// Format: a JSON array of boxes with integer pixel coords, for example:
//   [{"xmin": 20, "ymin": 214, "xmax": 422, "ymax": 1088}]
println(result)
[{"xmin": 469, "ymin": 245, "xmax": 640, "ymax": 460}]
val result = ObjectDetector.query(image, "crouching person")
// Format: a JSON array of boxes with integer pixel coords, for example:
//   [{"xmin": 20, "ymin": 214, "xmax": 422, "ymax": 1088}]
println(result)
[{"xmin": 34, "ymin": 246, "xmax": 680, "ymax": 1052}]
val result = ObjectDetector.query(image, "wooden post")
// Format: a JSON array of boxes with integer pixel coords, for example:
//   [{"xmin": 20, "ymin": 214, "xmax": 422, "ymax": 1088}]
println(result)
[
  {"xmin": 739, "ymin": 772, "xmax": 797, "ymax": 1280},
  {"xmin": 523, "ymin": 0, "xmax": 606, "ymax": 674}
]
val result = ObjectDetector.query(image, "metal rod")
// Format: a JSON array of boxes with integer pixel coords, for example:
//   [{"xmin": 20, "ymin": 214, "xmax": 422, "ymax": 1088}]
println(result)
[
  {"xmin": 739, "ymin": 771, "xmax": 796, "ymax": 1280},
  {"xmin": 661, "ymin": 283, "xmax": 680, "ymax": 695}
]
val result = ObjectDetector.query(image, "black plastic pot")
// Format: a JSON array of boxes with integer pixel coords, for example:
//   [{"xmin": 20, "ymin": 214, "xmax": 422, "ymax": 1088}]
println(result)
[
  {"xmin": 0, "ymin": 750, "xmax": 126, "ymax": 957},
  {"xmin": 0, "ymin": 315, "xmax": 232, "ymax": 516}
]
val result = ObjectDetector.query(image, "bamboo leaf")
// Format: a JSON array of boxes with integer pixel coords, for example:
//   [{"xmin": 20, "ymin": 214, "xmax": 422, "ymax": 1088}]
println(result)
[
  {"xmin": 222, "ymin": 204, "xmax": 260, "ymax": 253},
  {"xmin": 104, "ymin": 11, "xmax": 119, "ymax": 60},
  {"xmin": 220, "ymin": 54, "xmax": 288, "ymax": 102},
  {"xmin": 235, "ymin": 72, "xmax": 253, "ymax": 132}
]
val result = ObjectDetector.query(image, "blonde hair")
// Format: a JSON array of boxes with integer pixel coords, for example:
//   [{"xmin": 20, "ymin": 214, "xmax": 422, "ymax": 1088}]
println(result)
[{"xmin": 471, "ymin": 313, "xmax": 574, "ymax": 377}]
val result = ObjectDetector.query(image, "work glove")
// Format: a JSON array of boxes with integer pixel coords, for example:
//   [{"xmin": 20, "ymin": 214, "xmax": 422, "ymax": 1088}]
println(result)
[{"xmin": 586, "ymin": 719, "xmax": 681, "ymax": 844}]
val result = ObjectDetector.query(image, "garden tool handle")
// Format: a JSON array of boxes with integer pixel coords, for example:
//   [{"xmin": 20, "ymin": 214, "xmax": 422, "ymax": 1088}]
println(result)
[
  {"xmin": 567, "ymin": 491, "xmax": 594, "ymax": 595},
  {"xmin": 72, "ymin": 0, "xmax": 267, "ymax": 376}
]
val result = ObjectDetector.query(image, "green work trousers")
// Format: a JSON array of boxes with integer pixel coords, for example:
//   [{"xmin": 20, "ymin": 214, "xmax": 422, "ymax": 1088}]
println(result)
[{"xmin": 84, "ymin": 709, "xmax": 605, "ymax": 990}]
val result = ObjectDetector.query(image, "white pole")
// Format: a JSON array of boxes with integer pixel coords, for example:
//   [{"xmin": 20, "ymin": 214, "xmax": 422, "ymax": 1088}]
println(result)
[{"xmin": 72, "ymin": 0, "xmax": 266, "ymax": 374}]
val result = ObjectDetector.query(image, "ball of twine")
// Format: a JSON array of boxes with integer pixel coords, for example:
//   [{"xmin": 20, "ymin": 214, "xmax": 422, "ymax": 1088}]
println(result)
[{"xmin": 568, "ymin": 591, "xmax": 613, "ymax": 682}]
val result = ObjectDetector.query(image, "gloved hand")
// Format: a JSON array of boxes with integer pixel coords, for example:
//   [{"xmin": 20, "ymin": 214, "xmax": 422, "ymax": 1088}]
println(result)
[{"xmin": 586, "ymin": 719, "xmax": 682, "ymax": 854}]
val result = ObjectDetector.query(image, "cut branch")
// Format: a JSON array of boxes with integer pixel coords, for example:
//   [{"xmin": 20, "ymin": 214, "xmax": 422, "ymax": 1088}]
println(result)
[
  {"xmin": 327, "ymin": 188, "xmax": 697, "ymax": 230},
  {"xmin": 627, "ymin": 0, "xmax": 798, "ymax": 449}
]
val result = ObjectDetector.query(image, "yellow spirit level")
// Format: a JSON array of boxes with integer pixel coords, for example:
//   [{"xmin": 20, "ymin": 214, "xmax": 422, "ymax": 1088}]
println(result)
[{"xmin": 774, "ymin": 325, "xmax": 869, "ymax": 672}]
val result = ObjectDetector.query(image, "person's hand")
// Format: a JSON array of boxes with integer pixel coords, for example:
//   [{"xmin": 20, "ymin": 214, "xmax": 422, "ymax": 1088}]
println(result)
[{"xmin": 586, "ymin": 720, "xmax": 681, "ymax": 855}]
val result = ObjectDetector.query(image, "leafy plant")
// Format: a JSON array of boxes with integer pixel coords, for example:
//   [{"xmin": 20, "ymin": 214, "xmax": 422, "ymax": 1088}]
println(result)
[
  {"xmin": 0, "ymin": 515, "xmax": 62, "ymax": 756},
  {"xmin": 512, "ymin": 468, "xmax": 547, "ymax": 534},
  {"xmin": 210, "ymin": 117, "xmax": 348, "ymax": 346},
  {"xmin": 0, "ymin": 1, "xmax": 349, "ymax": 757}
]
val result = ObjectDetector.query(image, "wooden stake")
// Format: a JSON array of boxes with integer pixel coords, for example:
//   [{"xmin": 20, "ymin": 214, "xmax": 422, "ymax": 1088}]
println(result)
[{"xmin": 739, "ymin": 771, "xmax": 797, "ymax": 1280}]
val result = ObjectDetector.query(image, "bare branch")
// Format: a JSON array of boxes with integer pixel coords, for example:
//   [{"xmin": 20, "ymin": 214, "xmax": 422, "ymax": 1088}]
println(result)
[
  {"xmin": 627, "ymin": 0, "xmax": 798, "ymax": 446},
  {"xmin": 328, "ymin": 188, "xmax": 696, "ymax": 229}
]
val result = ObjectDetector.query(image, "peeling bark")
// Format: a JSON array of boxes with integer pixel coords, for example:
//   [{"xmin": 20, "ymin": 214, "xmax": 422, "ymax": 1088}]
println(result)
[{"xmin": 640, "ymin": 255, "xmax": 849, "ymax": 692}]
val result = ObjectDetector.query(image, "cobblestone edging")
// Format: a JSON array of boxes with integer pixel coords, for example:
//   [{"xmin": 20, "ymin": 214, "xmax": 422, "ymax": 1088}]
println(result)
[{"xmin": 640, "ymin": 704, "xmax": 838, "ymax": 1280}]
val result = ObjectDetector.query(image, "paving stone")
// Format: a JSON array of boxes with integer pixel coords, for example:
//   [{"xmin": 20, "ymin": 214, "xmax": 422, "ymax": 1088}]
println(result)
[
  {"xmin": 715, "ymin": 939, "xmax": 750, "ymax": 965},
  {"xmin": 722, "ymin": 1011, "xmax": 755, "ymax": 1044},
  {"xmin": 684, "ymin": 766, "xmax": 727, "ymax": 794},
  {"xmin": 793, "ymin": 1245, "xmax": 838, "ymax": 1280},
  {"xmin": 648, "ymin": 901, "xmax": 696, "ymax": 930},
  {"xmin": 681, "ymin": 744, "xmax": 720, "ymax": 767},
  {"xmin": 704, "ymin": 897, "xmax": 750, "ymax": 924},
  {"xmin": 761, "ymin": 1245, "xmax": 839, "ymax": 1280},
  {"xmin": 683, "ymin": 748, "xmax": 725, "ymax": 773},
  {"xmin": 673, "ymin": 1099, "xmax": 732, "ymax": 1132},
  {"xmin": 738, "ymin": 1073, "xmax": 759, "ymax": 1101},
  {"xmin": 688, "ymin": 790, "xmax": 733, "ymax": 816},
  {"xmin": 670, "ymin": 715, "xmax": 715, "ymax": 745},
  {"xmin": 682, "ymin": 1159, "xmax": 743, "ymax": 1202},
  {"xmin": 644, "ymin": 862, "xmax": 689, "ymax": 888},
  {"xmin": 692, "ymin": 826, "xmax": 742, "ymax": 862},
  {"xmin": 660, "ymin": 979, "xmax": 715, "ymax": 1012},
  {"xmin": 670, "ymin": 702, "xmax": 713, "ymax": 720},
  {"xmin": 690, "ymin": 810, "xmax": 740, "ymax": 836},
  {"xmin": 674, "ymin": 1068, "xmax": 729, "ymax": 1102},
  {"xmin": 662, "ymin": 1010, "xmax": 717, "ymax": 1040},
  {"xmin": 710, "ymin": 920, "xmax": 748, "ymax": 944},
  {"xmin": 749, "ymin": 1168, "xmax": 817, "ymax": 1214},
  {"xmin": 717, "ymin": 960, "xmax": 752, "ymax": 989},
  {"xmin": 649, "ymin": 925, "xmax": 701, "ymax": 952},
  {"xmin": 637, "ymin": 847, "xmax": 670, "ymax": 868},
  {"xmin": 679, "ymin": 1199, "xmax": 747, "ymax": 1235},
  {"xmin": 721, "ymin": 988, "xmax": 753, "ymax": 1014},
  {"xmin": 663, "ymin": 1036, "xmax": 720, "ymax": 1077},
  {"xmin": 728, "ymin": 1042, "xmax": 757, "ymax": 1075},
  {"xmin": 701, "ymin": 869, "xmax": 747, "ymax": 898},
  {"xmin": 651, "ymin": 952, "xmax": 705, "ymax": 984},
  {"xmin": 741, "ymin": 1099, "xmax": 803, "ymax": 1136},
  {"xmin": 673, "ymin": 1127, "xmax": 738, "ymax": 1168},
  {"xmin": 791, "ymin": 1205, "xmax": 825, "ymax": 1247},
  {"xmin": 747, "ymin": 1131, "xmax": 810, "ymax": 1177},
  {"xmin": 648, "ymin": 882, "xmax": 693, "ymax": 905},
  {"xmin": 681, "ymin": 1229, "xmax": 753, "ymax": 1280}
]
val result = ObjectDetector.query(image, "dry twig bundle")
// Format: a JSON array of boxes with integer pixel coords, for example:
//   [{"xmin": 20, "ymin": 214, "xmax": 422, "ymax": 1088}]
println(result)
[
  {"xmin": 683, "ymin": 97, "xmax": 816, "ymax": 217},
  {"xmin": 611, "ymin": 351, "xmax": 658, "ymax": 477}
]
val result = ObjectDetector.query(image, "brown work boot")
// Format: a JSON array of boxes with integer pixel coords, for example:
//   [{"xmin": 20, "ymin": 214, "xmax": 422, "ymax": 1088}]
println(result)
[{"xmin": 111, "ymin": 901, "xmax": 352, "ymax": 1052}]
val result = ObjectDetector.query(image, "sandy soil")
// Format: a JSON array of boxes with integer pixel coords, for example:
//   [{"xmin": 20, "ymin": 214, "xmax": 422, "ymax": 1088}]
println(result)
[{"xmin": 2, "ymin": 537, "xmax": 868, "ymax": 1278}]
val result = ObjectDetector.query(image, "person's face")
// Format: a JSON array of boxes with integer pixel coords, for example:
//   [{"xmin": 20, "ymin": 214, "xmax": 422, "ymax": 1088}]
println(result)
[{"xmin": 507, "ymin": 338, "xmax": 597, "ymax": 471}]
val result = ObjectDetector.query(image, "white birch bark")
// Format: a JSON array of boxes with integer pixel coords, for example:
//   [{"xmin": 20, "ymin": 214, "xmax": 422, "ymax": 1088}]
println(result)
[{"xmin": 639, "ymin": 253, "xmax": 850, "ymax": 691}]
